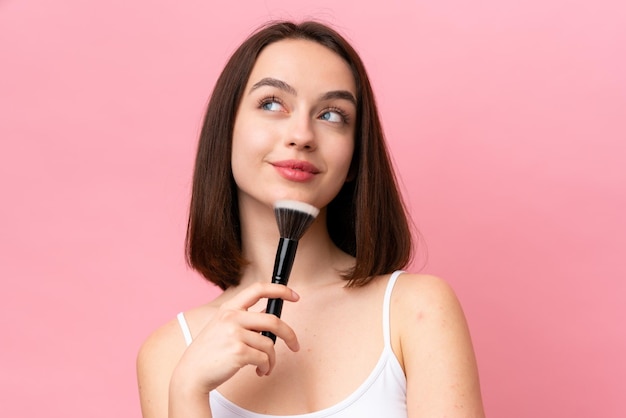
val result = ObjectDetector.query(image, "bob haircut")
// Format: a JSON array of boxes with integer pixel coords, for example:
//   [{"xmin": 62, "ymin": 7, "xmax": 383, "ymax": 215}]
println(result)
[{"xmin": 186, "ymin": 20, "xmax": 413, "ymax": 290}]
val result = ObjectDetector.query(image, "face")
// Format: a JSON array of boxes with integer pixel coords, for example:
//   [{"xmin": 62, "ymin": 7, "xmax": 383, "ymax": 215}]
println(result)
[{"xmin": 231, "ymin": 39, "xmax": 357, "ymax": 212}]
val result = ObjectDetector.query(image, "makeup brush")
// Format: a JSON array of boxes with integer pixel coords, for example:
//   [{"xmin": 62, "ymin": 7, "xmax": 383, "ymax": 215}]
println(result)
[{"xmin": 262, "ymin": 200, "xmax": 319, "ymax": 343}]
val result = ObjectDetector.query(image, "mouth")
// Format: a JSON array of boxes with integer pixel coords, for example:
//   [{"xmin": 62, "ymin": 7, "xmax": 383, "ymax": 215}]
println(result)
[
  {"xmin": 270, "ymin": 160, "xmax": 320, "ymax": 182},
  {"xmin": 271, "ymin": 160, "xmax": 320, "ymax": 174}
]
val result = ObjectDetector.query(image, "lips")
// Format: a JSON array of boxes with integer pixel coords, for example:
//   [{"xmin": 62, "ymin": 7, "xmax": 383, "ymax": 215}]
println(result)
[
  {"xmin": 271, "ymin": 159, "xmax": 320, "ymax": 182},
  {"xmin": 271, "ymin": 160, "xmax": 320, "ymax": 174}
]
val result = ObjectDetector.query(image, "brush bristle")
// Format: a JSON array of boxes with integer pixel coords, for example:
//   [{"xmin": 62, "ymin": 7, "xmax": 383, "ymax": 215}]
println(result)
[{"xmin": 274, "ymin": 200, "xmax": 320, "ymax": 240}]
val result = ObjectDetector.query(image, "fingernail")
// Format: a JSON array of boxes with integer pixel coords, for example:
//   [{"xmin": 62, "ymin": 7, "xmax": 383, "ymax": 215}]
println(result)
[{"xmin": 291, "ymin": 290, "xmax": 300, "ymax": 300}]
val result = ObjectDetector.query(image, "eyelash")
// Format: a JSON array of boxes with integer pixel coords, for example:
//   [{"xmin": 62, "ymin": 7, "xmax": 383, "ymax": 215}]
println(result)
[
  {"xmin": 257, "ymin": 95, "xmax": 351, "ymax": 124},
  {"xmin": 258, "ymin": 95, "xmax": 283, "ymax": 110},
  {"xmin": 322, "ymin": 106, "xmax": 350, "ymax": 124}
]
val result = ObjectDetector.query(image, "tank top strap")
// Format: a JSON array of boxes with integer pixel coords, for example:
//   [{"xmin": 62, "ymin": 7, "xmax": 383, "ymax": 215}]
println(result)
[
  {"xmin": 382, "ymin": 270, "xmax": 404, "ymax": 347},
  {"xmin": 177, "ymin": 312, "xmax": 193, "ymax": 346}
]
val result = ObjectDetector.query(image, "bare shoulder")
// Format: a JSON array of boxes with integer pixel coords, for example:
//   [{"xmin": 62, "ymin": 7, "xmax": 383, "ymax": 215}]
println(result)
[
  {"xmin": 137, "ymin": 304, "xmax": 219, "ymax": 375},
  {"xmin": 137, "ymin": 302, "xmax": 221, "ymax": 364},
  {"xmin": 392, "ymin": 272, "xmax": 463, "ymax": 317},
  {"xmin": 391, "ymin": 273, "xmax": 485, "ymax": 417},
  {"xmin": 390, "ymin": 273, "xmax": 470, "ymax": 360},
  {"xmin": 137, "ymin": 317, "xmax": 186, "ymax": 372},
  {"xmin": 136, "ymin": 317, "xmax": 187, "ymax": 418},
  {"xmin": 137, "ymin": 304, "xmax": 217, "ymax": 418}
]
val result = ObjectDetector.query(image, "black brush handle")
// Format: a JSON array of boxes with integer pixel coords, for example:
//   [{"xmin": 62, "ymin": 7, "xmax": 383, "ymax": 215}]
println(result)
[{"xmin": 262, "ymin": 237, "xmax": 298, "ymax": 343}]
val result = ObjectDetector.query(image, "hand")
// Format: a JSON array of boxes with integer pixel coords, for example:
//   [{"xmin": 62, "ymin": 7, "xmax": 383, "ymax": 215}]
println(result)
[{"xmin": 170, "ymin": 282, "xmax": 301, "ymax": 397}]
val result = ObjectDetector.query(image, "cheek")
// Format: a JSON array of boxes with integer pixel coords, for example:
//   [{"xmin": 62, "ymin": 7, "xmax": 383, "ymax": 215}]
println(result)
[
  {"xmin": 231, "ymin": 119, "xmax": 258, "ymax": 161},
  {"xmin": 230, "ymin": 123, "xmax": 251, "ymax": 184},
  {"xmin": 230, "ymin": 119, "xmax": 273, "ymax": 184},
  {"xmin": 232, "ymin": 114, "xmax": 275, "ymax": 153},
  {"xmin": 336, "ymin": 140, "xmax": 355, "ymax": 176}
]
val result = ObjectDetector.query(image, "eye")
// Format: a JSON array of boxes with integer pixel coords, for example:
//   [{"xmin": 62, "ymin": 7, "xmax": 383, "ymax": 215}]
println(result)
[
  {"xmin": 259, "ymin": 96, "xmax": 284, "ymax": 112},
  {"xmin": 320, "ymin": 108, "xmax": 349, "ymax": 124}
]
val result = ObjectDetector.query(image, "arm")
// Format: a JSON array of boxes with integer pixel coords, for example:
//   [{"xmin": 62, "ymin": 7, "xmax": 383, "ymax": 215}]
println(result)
[{"xmin": 396, "ymin": 274, "xmax": 485, "ymax": 417}]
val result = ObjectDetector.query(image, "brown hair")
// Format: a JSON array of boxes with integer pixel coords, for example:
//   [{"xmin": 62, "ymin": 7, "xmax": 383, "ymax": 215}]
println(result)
[{"xmin": 186, "ymin": 20, "xmax": 413, "ymax": 290}]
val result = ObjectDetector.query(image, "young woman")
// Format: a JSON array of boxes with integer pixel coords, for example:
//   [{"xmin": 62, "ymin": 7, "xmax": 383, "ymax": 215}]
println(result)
[{"xmin": 137, "ymin": 21, "xmax": 485, "ymax": 418}]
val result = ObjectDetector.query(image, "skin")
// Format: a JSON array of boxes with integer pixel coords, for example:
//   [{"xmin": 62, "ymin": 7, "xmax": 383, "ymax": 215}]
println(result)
[
  {"xmin": 231, "ymin": 39, "xmax": 357, "ymax": 222},
  {"xmin": 137, "ymin": 39, "xmax": 485, "ymax": 418}
]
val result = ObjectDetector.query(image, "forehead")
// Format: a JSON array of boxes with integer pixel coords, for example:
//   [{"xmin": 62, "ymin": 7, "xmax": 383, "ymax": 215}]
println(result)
[{"xmin": 247, "ymin": 39, "xmax": 356, "ymax": 94}]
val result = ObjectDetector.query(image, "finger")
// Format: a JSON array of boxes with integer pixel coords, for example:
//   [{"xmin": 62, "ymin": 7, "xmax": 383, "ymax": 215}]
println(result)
[
  {"xmin": 240, "ymin": 330, "xmax": 276, "ymax": 375},
  {"xmin": 239, "ymin": 311, "xmax": 300, "ymax": 352},
  {"xmin": 213, "ymin": 308, "xmax": 299, "ymax": 353},
  {"xmin": 226, "ymin": 282, "xmax": 300, "ymax": 311}
]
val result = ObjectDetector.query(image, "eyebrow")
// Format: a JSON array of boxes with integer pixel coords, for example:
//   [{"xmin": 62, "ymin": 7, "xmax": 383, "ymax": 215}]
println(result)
[
  {"xmin": 250, "ymin": 77, "xmax": 297, "ymax": 96},
  {"xmin": 320, "ymin": 90, "xmax": 357, "ymax": 106},
  {"xmin": 249, "ymin": 77, "xmax": 357, "ymax": 106}
]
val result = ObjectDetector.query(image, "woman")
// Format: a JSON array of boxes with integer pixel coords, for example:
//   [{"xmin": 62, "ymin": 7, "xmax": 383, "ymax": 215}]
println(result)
[{"xmin": 137, "ymin": 20, "xmax": 485, "ymax": 417}]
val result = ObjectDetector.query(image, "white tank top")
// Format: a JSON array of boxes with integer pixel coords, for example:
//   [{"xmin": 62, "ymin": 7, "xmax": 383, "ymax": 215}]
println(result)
[{"xmin": 177, "ymin": 270, "xmax": 408, "ymax": 417}]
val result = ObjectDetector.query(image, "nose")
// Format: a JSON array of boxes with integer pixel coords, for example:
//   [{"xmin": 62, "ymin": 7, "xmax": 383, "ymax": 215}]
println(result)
[{"xmin": 285, "ymin": 111, "xmax": 316, "ymax": 151}]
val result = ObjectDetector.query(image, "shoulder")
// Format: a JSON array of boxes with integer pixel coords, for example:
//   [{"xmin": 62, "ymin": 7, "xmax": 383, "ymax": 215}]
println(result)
[
  {"xmin": 390, "ymin": 272, "xmax": 470, "ymax": 357},
  {"xmin": 390, "ymin": 272, "xmax": 485, "ymax": 416},
  {"xmin": 137, "ymin": 316, "xmax": 187, "ymax": 417},
  {"xmin": 137, "ymin": 317, "xmax": 186, "ymax": 373},
  {"xmin": 390, "ymin": 272, "xmax": 468, "ymax": 354},
  {"xmin": 137, "ymin": 304, "xmax": 219, "ymax": 371},
  {"xmin": 392, "ymin": 272, "xmax": 462, "ymax": 318},
  {"xmin": 137, "ymin": 304, "xmax": 217, "ymax": 417}
]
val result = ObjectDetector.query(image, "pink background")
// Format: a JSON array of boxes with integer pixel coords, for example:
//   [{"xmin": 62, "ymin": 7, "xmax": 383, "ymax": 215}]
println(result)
[{"xmin": 1, "ymin": 0, "xmax": 624, "ymax": 416}]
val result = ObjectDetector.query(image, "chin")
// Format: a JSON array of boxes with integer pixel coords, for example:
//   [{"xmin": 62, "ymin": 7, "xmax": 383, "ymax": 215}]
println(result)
[
  {"xmin": 239, "ymin": 184, "xmax": 338, "ymax": 212},
  {"xmin": 271, "ymin": 192, "xmax": 316, "ymax": 207}
]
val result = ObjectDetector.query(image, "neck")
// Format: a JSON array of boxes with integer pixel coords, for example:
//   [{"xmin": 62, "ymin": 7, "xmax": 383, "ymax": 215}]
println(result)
[{"xmin": 236, "ymin": 199, "xmax": 354, "ymax": 289}]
